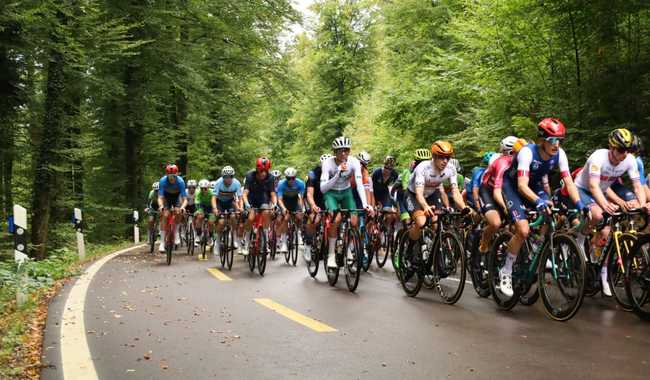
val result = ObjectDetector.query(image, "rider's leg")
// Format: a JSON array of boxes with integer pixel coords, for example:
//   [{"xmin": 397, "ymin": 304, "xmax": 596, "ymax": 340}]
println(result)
[{"xmin": 480, "ymin": 210, "xmax": 501, "ymax": 252}]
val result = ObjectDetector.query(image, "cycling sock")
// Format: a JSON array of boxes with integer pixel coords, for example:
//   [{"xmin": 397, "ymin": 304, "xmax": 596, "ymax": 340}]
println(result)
[
  {"xmin": 575, "ymin": 232, "xmax": 586, "ymax": 251},
  {"xmin": 503, "ymin": 252, "xmax": 516, "ymax": 274},
  {"xmin": 328, "ymin": 238, "xmax": 337, "ymax": 256}
]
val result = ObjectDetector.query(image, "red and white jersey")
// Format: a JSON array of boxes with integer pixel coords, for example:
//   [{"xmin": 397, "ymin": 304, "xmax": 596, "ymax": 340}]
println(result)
[
  {"xmin": 408, "ymin": 160, "xmax": 457, "ymax": 198},
  {"xmin": 574, "ymin": 149, "xmax": 640, "ymax": 193}
]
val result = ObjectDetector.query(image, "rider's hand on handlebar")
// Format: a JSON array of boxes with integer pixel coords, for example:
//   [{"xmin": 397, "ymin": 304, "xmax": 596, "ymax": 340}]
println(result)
[
  {"xmin": 312, "ymin": 205, "xmax": 321, "ymax": 213},
  {"xmin": 603, "ymin": 201, "xmax": 619, "ymax": 215},
  {"xmin": 364, "ymin": 205, "xmax": 374, "ymax": 217},
  {"xmin": 424, "ymin": 205, "xmax": 435, "ymax": 217}
]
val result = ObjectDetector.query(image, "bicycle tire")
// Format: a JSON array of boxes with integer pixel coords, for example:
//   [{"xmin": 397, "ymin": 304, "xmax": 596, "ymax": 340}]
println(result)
[
  {"xmin": 538, "ymin": 233, "xmax": 586, "ymax": 321},
  {"xmin": 226, "ymin": 227, "xmax": 234, "ymax": 271},
  {"xmin": 284, "ymin": 227, "xmax": 291, "ymax": 264},
  {"xmin": 248, "ymin": 230, "xmax": 256, "ymax": 272},
  {"xmin": 307, "ymin": 230, "xmax": 321, "ymax": 278},
  {"xmin": 258, "ymin": 229, "xmax": 267, "ymax": 276},
  {"xmin": 220, "ymin": 229, "xmax": 227, "ymax": 268},
  {"xmin": 376, "ymin": 227, "xmax": 390, "ymax": 268},
  {"xmin": 149, "ymin": 228, "xmax": 156, "ymax": 254},
  {"xmin": 187, "ymin": 224, "xmax": 195, "ymax": 256},
  {"xmin": 608, "ymin": 233, "xmax": 637, "ymax": 311},
  {"xmin": 397, "ymin": 232, "xmax": 423, "ymax": 297},
  {"xmin": 435, "ymin": 231, "xmax": 466, "ymax": 305},
  {"xmin": 270, "ymin": 226, "xmax": 277, "ymax": 260},
  {"xmin": 467, "ymin": 229, "xmax": 490, "ymax": 298},
  {"xmin": 166, "ymin": 242, "xmax": 172, "ymax": 265},
  {"xmin": 487, "ymin": 232, "xmax": 519, "ymax": 310},
  {"xmin": 345, "ymin": 228, "xmax": 362, "ymax": 292},
  {"xmin": 326, "ymin": 241, "xmax": 339, "ymax": 286},
  {"xmin": 625, "ymin": 234, "xmax": 650, "ymax": 320},
  {"xmin": 291, "ymin": 228, "xmax": 299, "ymax": 266}
]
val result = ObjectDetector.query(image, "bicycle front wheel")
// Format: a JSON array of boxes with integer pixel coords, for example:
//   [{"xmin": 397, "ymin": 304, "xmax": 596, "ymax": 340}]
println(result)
[
  {"xmin": 538, "ymin": 233, "xmax": 586, "ymax": 321},
  {"xmin": 487, "ymin": 232, "xmax": 519, "ymax": 310},
  {"xmin": 187, "ymin": 225, "xmax": 195, "ymax": 256},
  {"xmin": 376, "ymin": 227, "xmax": 391, "ymax": 268},
  {"xmin": 344, "ymin": 228, "xmax": 362, "ymax": 292},
  {"xmin": 225, "ymin": 228, "xmax": 234, "ymax": 271},
  {"xmin": 258, "ymin": 230, "xmax": 268, "ymax": 276},
  {"xmin": 608, "ymin": 233, "xmax": 637, "ymax": 311},
  {"xmin": 435, "ymin": 231, "xmax": 466, "ymax": 305},
  {"xmin": 625, "ymin": 234, "xmax": 650, "ymax": 320},
  {"xmin": 291, "ymin": 228, "xmax": 299, "ymax": 266},
  {"xmin": 248, "ymin": 230, "xmax": 256, "ymax": 272}
]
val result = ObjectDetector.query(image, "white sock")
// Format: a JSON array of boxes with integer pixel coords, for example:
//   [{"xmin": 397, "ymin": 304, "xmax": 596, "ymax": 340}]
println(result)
[
  {"xmin": 328, "ymin": 238, "xmax": 337, "ymax": 256},
  {"xmin": 281, "ymin": 234, "xmax": 287, "ymax": 244},
  {"xmin": 160, "ymin": 229, "xmax": 166, "ymax": 243},
  {"xmin": 576, "ymin": 233, "xmax": 586, "ymax": 250},
  {"xmin": 245, "ymin": 232, "xmax": 251, "ymax": 245},
  {"xmin": 503, "ymin": 253, "xmax": 516, "ymax": 274}
]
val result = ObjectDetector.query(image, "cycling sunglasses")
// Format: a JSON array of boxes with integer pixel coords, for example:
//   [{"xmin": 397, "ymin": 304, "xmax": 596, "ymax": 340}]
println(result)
[
  {"xmin": 614, "ymin": 147, "xmax": 630, "ymax": 154},
  {"xmin": 287, "ymin": 176, "xmax": 296, "ymax": 180},
  {"xmin": 544, "ymin": 136, "xmax": 564, "ymax": 145}
]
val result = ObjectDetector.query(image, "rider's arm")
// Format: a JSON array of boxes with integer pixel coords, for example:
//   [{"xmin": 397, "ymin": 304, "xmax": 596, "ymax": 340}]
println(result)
[
  {"xmin": 276, "ymin": 181, "xmax": 286, "ymax": 210},
  {"xmin": 352, "ymin": 160, "xmax": 368, "ymax": 208},
  {"xmin": 320, "ymin": 159, "xmax": 339, "ymax": 193},
  {"xmin": 270, "ymin": 191, "xmax": 278, "ymax": 208},
  {"xmin": 243, "ymin": 188, "xmax": 250, "ymax": 208},
  {"xmin": 440, "ymin": 186, "xmax": 450, "ymax": 209},
  {"xmin": 451, "ymin": 187, "xmax": 466, "ymax": 209},
  {"xmin": 415, "ymin": 185, "xmax": 429, "ymax": 210},
  {"xmin": 515, "ymin": 147, "xmax": 542, "ymax": 203},
  {"xmin": 493, "ymin": 187, "xmax": 506, "ymax": 210}
]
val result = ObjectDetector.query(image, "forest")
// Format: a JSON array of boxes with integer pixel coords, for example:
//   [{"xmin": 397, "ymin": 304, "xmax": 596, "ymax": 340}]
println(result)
[{"xmin": 1, "ymin": 0, "xmax": 649, "ymax": 258}]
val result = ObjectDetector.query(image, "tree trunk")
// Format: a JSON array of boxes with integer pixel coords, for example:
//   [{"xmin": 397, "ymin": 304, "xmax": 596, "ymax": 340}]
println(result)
[
  {"xmin": 31, "ymin": 49, "xmax": 67, "ymax": 259},
  {"xmin": 0, "ymin": 29, "xmax": 20, "ymax": 223},
  {"xmin": 174, "ymin": 87, "xmax": 189, "ymax": 176},
  {"xmin": 124, "ymin": 67, "xmax": 144, "ymax": 209}
]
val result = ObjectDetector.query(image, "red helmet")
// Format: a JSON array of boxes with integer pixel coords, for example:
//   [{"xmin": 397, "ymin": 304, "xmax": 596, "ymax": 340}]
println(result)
[
  {"xmin": 538, "ymin": 118, "xmax": 566, "ymax": 138},
  {"xmin": 256, "ymin": 157, "xmax": 272, "ymax": 171},
  {"xmin": 165, "ymin": 164, "xmax": 178, "ymax": 175}
]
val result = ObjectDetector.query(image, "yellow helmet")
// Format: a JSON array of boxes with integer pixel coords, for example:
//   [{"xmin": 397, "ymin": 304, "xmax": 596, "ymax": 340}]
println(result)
[
  {"xmin": 414, "ymin": 148, "xmax": 432, "ymax": 161},
  {"xmin": 608, "ymin": 128, "xmax": 634, "ymax": 149},
  {"xmin": 512, "ymin": 138, "xmax": 529, "ymax": 154}
]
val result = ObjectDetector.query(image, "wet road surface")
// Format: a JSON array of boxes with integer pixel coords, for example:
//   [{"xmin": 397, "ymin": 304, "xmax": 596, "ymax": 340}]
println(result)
[{"xmin": 42, "ymin": 245, "xmax": 650, "ymax": 379}]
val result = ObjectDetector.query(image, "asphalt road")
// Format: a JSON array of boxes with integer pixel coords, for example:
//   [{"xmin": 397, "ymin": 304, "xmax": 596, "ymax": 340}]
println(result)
[{"xmin": 42, "ymin": 244, "xmax": 650, "ymax": 380}]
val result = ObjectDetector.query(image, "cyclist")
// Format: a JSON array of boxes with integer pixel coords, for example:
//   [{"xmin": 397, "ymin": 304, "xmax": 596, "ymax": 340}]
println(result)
[
  {"xmin": 405, "ymin": 141, "xmax": 468, "ymax": 250},
  {"xmin": 499, "ymin": 118, "xmax": 586, "ymax": 296},
  {"xmin": 194, "ymin": 179, "xmax": 215, "ymax": 248},
  {"xmin": 277, "ymin": 167, "xmax": 305, "ymax": 253},
  {"xmin": 157, "ymin": 164, "xmax": 188, "ymax": 252},
  {"xmin": 354, "ymin": 151, "xmax": 375, "ymax": 266},
  {"xmin": 572, "ymin": 128, "xmax": 646, "ymax": 295},
  {"xmin": 242, "ymin": 157, "xmax": 277, "ymax": 255},
  {"xmin": 372, "ymin": 155, "xmax": 399, "ymax": 226},
  {"xmin": 465, "ymin": 152, "xmax": 496, "ymax": 212},
  {"xmin": 609, "ymin": 134, "xmax": 649, "ymax": 209},
  {"xmin": 271, "ymin": 169, "xmax": 281, "ymax": 191},
  {"xmin": 320, "ymin": 136, "xmax": 373, "ymax": 268},
  {"xmin": 442, "ymin": 158, "xmax": 466, "ymax": 210},
  {"xmin": 392, "ymin": 149, "xmax": 431, "ymax": 225},
  {"xmin": 185, "ymin": 180, "xmax": 197, "ymax": 244},
  {"xmin": 212, "ymin": 166, "xmax": 243, "ymax": 256},
  {"xmin": 146, "ymin": 181, "xmax": 160, "ymax": 243},
  {"xmin": 478, "ymin": 138, "xmax": 527, "ymax": 253},
  {"xmin": 304, "ymin": 154, "xmax": 331, "ymax": 260}
]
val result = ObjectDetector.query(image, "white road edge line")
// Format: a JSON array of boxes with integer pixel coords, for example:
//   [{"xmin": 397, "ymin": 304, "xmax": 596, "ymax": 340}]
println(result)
[{"xmin": 60, "ymin": 244, "xmax": 145, "ymax": 380}]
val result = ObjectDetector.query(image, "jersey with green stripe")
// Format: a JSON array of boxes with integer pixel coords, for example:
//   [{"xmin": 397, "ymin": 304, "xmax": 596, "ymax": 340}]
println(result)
[{"xmin": 195, "ymin": 189, "xmax": 213, "ymax": 207}]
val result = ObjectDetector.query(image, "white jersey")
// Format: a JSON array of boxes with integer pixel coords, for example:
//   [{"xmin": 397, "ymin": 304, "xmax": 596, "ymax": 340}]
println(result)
[
  {"xmin": 408, "ymin": 160, "xmax": 457, "ymax": 198},
  {"xmin": 186, "ymin": 190, "xmax": 196, "ymax": 206},
  {"xmin": 574, "ymin": 149, "xmax": 640, "ymax": 193},
  {"xmin": 320, "ymin": 156, "xmax": 368, "ymax": 207}
]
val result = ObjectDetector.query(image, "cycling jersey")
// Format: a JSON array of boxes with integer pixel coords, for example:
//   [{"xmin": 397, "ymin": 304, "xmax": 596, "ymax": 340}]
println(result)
[
  {"xmin": 320, "ymin": 156, "xmax": 368, "ymax": 208},
  {"xmin": 186, "ymin": 189, "xmax": 196, "ymax": 206},
  {"xmin": 147, "ymin": 189, "xmax": 158, "ymax": 208},
  {"xmin": 213, "ymin": 177, "xmax": 242, "ymax": 201},
  {"xmin": 466, "ymin": 167, "xmax": 485, "ymax": 208},
  {"xmin": 244, "ymin": 170, "xmax": 275, "ymax": 208},
  {"xmin": 574, "ymin": 149, "xmax": 640, "ymax": 193},
  {"xmin": 195, "ymin": 189, "xmax": 213, "ymax": 207},
  {"xmin": 277, "ymin": 179, "xmax": 305, "ymax": 200},
  {"xmin": 482, "ymin": 155, "xmax": 514, "ymax": 189},
  {"xmin": 159, "ymin": 175, "xmax": 188, "ymax": 197},
  {"xmin": 371, "ymin": 167, "xmax": 398, "ymax": 206},
  {"xmin": 407, "ymin": 160, "xmax": 457, "ymax": 198},
  {"xmin": 353, "ymin": 166, "xmax": 373, "ymax": 209},
  {"xmin": 506, "ymin": 144, "xmax": 571, "ymax": 191},
  {"xmin": 443, "ymin": 174, "xmax": 465, "ymax": 193},
  {"xmin": 306, "ymin": 166, "xmax": 325, "ymax": 209},
  {"xmin": 637, "ymin": 156, "xmax": 645, "ymax": 185}
]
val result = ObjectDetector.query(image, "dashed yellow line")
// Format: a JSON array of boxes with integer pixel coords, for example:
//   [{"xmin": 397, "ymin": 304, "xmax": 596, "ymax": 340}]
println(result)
[
  {"xmin": 254, "ymin": 298, "xmax": 337, "ymax": 333},
  {"xmin": 207, "ymin": 267, "xmax": 232, "ymax": 281}
]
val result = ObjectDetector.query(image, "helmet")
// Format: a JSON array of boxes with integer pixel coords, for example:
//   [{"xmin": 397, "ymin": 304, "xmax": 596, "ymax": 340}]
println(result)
[
  {"xmin": 448, "ymin": 158, "xmax": 462, "ymax": 173},
  {"xmin": 284, "ymin": 167, "xmax": 297, "ymax": 177},
  {"xmin": 414, "ymin": 148, "xmax": 432, "ymax": 161},
  {"xmin": 488, "ymin": 153, "xmax": 500, "ymax": 166},
  {"xmin": 538, "ymin": 118, "xmax": 566, "ymax": 138},
  {"xmin": 357, "ymin": 151, "xmax": 371, "ymax": 166},
  {"xmin": 608, "ymin": 128, "xmax": 634, "ymax": 149},
  {"xmin": 256, "ymin": 157, "xmax": 272, "ymax": 171},
  {"xmin": 271, "ymin": 170, "xmax": 281, "ymax": 178},
  {"xmin": 332, "ymin": 136, "xmax": 351, "ymax": 150},
  {"xmin": 165, "ymin": 164, "xmax": 178, "ymax": 175},
  {"xmin": 209, "ymin": 180, "xmax": 217, "ymax": 188},
  {"xmin": 500, "ymin": 136, "xmax": 519, "ymax": 154},
  {"xmin": 199, "ymin": 179, "xmax": 210, "ymax": 188},
  {"xmin": 431, "ymin": 140, "xmax": 453, "ymax": 157},
  {"xmin": 320, "ymin": 153, "xmax": 332, "ymax": 163},
  {"xmin": 512, "ymin": 138, "xmax": 528, "ymax": 154},
  {"xmin": 482, "ymin": 151, "xmax": 496, "ymax": 165},
  {"xmin": 632, "ymin": 134, "xmax": 643, "ymax": 153},
  {"xmin": 152, "ymin": 182, "xmax": 159, "ymax": 190},
  {"xmin": 222, "ymin": 166, "xmax": 235, "ymax": 176},
  {"xmin": 384, "ymin": 155, "xmax": 396, "ymax": 167},
  {"xmin": 187, "ymin": 179, "xmax": 197, "ymax": 188}
]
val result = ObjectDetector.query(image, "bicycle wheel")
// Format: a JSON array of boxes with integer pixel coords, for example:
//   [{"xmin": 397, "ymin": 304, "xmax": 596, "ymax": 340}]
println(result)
[
  {"xmin": 625, "ymin": 235, "xmax": 650, "ymax": 320},
  {"xmin": 392, "ymin": 229, "xmax": 405, "ymax": 281},
  {"xmin": 435, "ymin": 231, "xmax": 466, "ymax": 305},
  {"xmin": 538, "ymin": 233, "xmax": 586, "ymax": 321},
  {"xmin": 608, "ymin": 233, "xmax": 637, "ymax": 311},
  {"xmin": 248, "ymin": 230, "xmax": 256, "ymax": 272},
  {"xmin": 219, "ymin": 230, "xmax": 227, "ymax": 268},
  {"xmin": 225, "ymin": 228, "xmax": 234, "ymax": 271},
  {"xmin": 187, "ymin": 224, "xmax": 195, "ymax": 256},
  {"xmin": 344, "ymin": 228, "xmax": 362, "ymax": 292},
  {"xmin": 291, "ymin": 227, "xmax": 299, "ymax": 266},
  {"xmin": 258, "ymin": 229, "xmax": 268, "ymax": 276},
  {"xmin": 270, "ymin": 226, "xmax": 277, "ymax": 260},
  {"xmin": 284, "ymin": 227, "xmax": 292, "ymax": 264},
  {"xmin": 326, "ymin": 240, "xmax": 339, "ymax": 286},
  {"xmin": 487, "ymin": 232, "xmax": 519, "ymax": 310},
  {"xmin": 467, "ymin": 229, "xmax": 490, "ymax": 298},
  {"xmin": 149, "ymin": 227, "xmax": 156, "ymax": 253},
  {"xmin": 376, "ymin": 226, "xmax": 391, "ymax": 268},
  {"xmin": 166, "ymin": 241, "xmax": 173, "ymax": 266},
  {"xmin": 397, "ymin": 233, "xmax": 423, "ymax": 297}
]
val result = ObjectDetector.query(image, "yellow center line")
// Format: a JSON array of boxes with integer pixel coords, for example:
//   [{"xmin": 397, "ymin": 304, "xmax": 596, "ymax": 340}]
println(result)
[
  {"xmin": 207, "ymin": 267, "xmax": 233, "ymax": 281},
  {"xmin": 254, "ymin": 298, "xmax": 337, "ymax": 333}
]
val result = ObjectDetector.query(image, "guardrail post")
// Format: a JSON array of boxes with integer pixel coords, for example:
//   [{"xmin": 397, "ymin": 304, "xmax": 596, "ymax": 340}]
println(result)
[{"xmin": 74, "ymin": 208, "xmax": 85, "ymax": 260}]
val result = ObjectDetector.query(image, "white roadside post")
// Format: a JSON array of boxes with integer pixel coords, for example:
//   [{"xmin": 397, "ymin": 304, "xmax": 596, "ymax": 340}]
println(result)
[
  {"xmin": 74, "ymin": 208, "xmax": 85, "ymax": 260},
  {"xmin": 133, "ymin": 210, "xmax": 140, "ymax": 244},
  {"xmin": 13, "ymin": 204, "xmax": 28, "ymax": 306}
]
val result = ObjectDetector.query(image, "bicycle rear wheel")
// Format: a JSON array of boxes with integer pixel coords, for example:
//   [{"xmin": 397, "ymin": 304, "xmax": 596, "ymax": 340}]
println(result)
[
  {"xmin": 219, "ymin": 230, "xmax": 227, "ymax": 268},
  {"xmin": 625, "ymin": 235, "xmax": 650, "ymax": 320},
  {"xmin": 248, "ymin": 230, "xmax": 256, "ymax": 272},
  {"xmin": 435, "ymin": 231, "xmax": 466, "ymax": 305},
  {"xmin": 187, "ymin": 224, "xmax": 195, "ymax": 256},
  {"xmin": 307, "ymin": 231, "xmax": 321, "ymax": 278},
  {"xmin": 166, "ymin": 242, "xmax": 173, "ymax": 265},
  {"xmin": 608, "ymin": 233, "xmax": 637, "ymax": 311},
  {"xmin": 538, "ymin": 233, "xmax": 586, "ymax": 321},
  {"xmin": 225, "ymin": 228, "xmax": 234, "ymax": 271},
  {"xmin": 487, "ymin": 232, "xmax": 519, "ymax": 310},
  {"xmin": 344, "ymin": 228, "xmax": 362, "ymax": 292},
  {"xmin": 376, "ymin": 227, "xmax": 391, "ymax": 268},
  {"xmin": 149, "ymin": 227, "xmax": 156, "ymax": 253},
  {"xmin": 467, "ymin": 229, "xmax": 490, "ymax": 298},
  {"xmin": 258, "ymin": 230, "xmax": 268, "ymax": 276},
  {"xmin": 284, "ymin": 226, "xmax": 292, "ymax": 264},
  {"xmin": 397, "ymin": 234, "xmax": 424, "ymax": 297}
]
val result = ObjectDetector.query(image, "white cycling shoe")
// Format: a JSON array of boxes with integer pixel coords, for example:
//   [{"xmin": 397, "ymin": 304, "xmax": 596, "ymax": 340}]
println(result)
[{"xmin": 499, "ymin": 268, "xmax": 514, "ymax": 297}]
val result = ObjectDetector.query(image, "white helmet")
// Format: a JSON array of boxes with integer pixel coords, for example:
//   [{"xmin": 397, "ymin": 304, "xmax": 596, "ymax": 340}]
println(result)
[
  {"xmin": 500, "ymin": 136, "xmax": 519, "ymax": 154},
  {"xmin": 332, "ymin": 136, "xmax": 351, "ymax": 150},
  {"xmin": 187, "ymin": 179, "xmax": 197, "ymax": 188},
  {"xmin": 222, "ymin": 166, "xmax": 235, "ymax": 176},
  {"xmin": 320, "ymin": 153, "xmax": 332, "ymax": 163},
  {"xmin": 271, "ymin": 170, "xmax": 281, "ymax": 178},
  {"xmin": 488, "ymin": 153, "xmax": 500, "ymax": 166},
  {"xmin": 199, "ymin": 179, "xmax": 210, "ymax": 188},
  {"xmin": 448, "ymin": 158, "xmax": 462, "ymax": 173},
  {"xmin": 357, "ymin": 151, "xmax": 371, "ymax": 166},
  {"xmin": 209, "ymin": 180, "xmax": 217, "ymax": 188},
  {"xmin": 284, "ymin": 167, "xmax": 297, "ymax": 177},
  {"xmin": 152, "ymin": 182, "xmax": 159, "ymax": 190}
]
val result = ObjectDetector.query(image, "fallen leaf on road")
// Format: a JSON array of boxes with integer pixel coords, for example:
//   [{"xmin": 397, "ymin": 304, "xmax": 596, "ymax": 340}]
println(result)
[{"xmin": 144, "ymin": 351, "xmax": 152, "ymax": 360}]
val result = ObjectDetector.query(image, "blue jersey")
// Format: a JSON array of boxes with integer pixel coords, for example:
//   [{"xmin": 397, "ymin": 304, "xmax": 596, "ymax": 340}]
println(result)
[
  {"xmin": 277, "ymin": 179, "xmax": 305, "ymax": 200},
  {"xmin": 637, "ymin": 156, "xmax": 645, "ymax": 185},
  {"xmin": 213, "ymin": 177, "xmax": 242, "ymax": 201},
  {"xmin": 467, "ymin": 167, "xmax": 486, "ymax": 194},
  {"xmin": 506, "ymin": 144, "xmax": 570, "ymax": 191},
  {"xmin": 159, "ymin": 175, "xmax": 187, "ymax": 197}
]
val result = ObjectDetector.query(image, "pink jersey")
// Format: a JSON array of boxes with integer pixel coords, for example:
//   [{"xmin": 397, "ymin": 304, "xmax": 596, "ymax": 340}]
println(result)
[{"xmin": 482, "ymin": 155, "xmax": 513, "ymax": 189}]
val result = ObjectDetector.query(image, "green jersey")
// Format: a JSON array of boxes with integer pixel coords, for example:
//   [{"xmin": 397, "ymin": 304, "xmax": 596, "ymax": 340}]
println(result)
[{"xmin": 195, "ymin": 189, "xmax": 213, "ymax": 207}]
